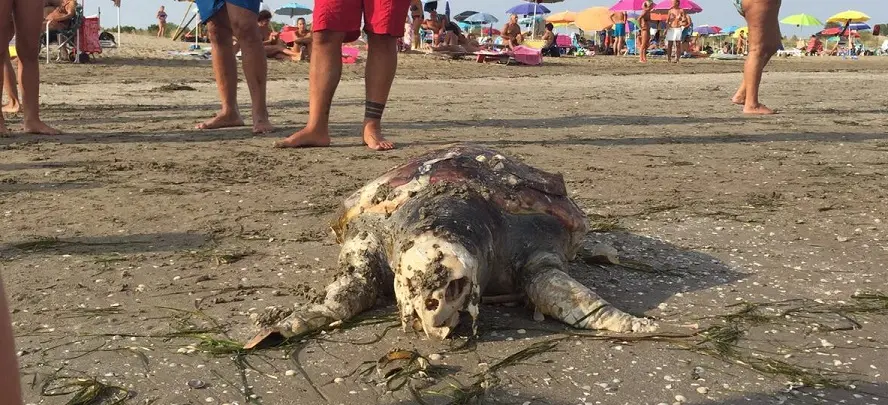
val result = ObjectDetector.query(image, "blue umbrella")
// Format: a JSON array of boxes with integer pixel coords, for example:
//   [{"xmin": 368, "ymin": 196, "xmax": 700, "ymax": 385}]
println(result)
[
  {"xmin": 274, "ymin": 2, "xmax": 312, "ymax": 18},
  {"xmin": 460, "ymin": 12, "xmax": 499, "ymax": 24},
  {"xmin": 847, "ymin": 22, "xmax": 871, "ymax": 31},
  {"xmin": 506, "ymin": 3, "xmax": 550, "ymax": 15},
  {"xmin": 723, "ymin": 25, "xmax": 740, "ymax": 34}
]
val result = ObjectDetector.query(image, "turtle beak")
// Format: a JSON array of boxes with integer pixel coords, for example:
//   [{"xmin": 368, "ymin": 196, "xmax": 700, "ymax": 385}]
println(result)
[{"xmin": 413, "ymin": 276, "xmax": 470, "ymax": 340}]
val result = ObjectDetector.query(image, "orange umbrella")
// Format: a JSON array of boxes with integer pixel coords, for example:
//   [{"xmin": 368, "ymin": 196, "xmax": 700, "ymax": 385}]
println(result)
[
  {"xmin": 575, "ymin": 7, "xmax": 614, "ymax": 32},
  {"xmin": 546, "ymin": 10, "xmax": 577, "ymax": 25}
]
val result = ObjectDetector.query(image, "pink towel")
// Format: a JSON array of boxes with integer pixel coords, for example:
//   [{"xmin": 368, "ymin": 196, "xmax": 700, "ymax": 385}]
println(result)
[
  {"xmin": 512, "ymin": 45, "xmax": 542, "ymax": 66},
  {"xmin": 342, "ymin": 46, "xmax": 359, "ymax": 64}
]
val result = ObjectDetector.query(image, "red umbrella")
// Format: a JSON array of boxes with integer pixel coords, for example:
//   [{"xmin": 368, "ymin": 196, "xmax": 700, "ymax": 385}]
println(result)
[
  {"xmin": 652, "ymin": 0, "xmax": 703, "ymax": 14},
  {"xmin": 482, "ymin": 27, "xmax": 501, "ymax": 36},
  {"xmin": 819, "ymin": 27, "xmax": 860, "ymax": 37}
]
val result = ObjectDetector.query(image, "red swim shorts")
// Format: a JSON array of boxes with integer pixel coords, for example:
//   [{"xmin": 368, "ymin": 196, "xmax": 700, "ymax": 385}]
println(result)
[{"xmin": 313, "ymin": 0, "xmax": 412, "ymax": 43}]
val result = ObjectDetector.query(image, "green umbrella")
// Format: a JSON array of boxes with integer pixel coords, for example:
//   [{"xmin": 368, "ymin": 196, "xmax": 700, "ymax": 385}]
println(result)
[{"xmin": 780, "ymin": 13, "xmax": 823, "ymax": 27}]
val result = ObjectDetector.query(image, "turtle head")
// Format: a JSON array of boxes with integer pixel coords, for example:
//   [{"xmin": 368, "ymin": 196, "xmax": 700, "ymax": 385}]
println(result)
[{"xmin": 394, "ymin": 234, "xmax": 479, "ymax": 340}]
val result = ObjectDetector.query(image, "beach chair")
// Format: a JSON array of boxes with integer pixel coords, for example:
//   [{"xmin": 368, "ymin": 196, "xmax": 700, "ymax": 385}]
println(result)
[
  {"xmin": 42, "ymin": 5, "xmax": 84, "ymax": 63},
  {"xmin": 555, "ymin": 34, "xmax": 573, "ymax": 55}
]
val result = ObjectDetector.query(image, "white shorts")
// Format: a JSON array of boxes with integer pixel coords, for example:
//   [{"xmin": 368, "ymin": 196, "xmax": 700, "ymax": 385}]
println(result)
[{"xmin": 666, "ymin": 28, "xmax": 683, "ymax": 42}]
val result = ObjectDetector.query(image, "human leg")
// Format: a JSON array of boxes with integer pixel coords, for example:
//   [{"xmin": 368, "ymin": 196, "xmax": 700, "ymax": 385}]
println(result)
[
  {"xmin": 274, "ymin": 0, "xmax": 362, "ymax": 148},
  {"xmin": 1, "ymin": 54, "xmax": 19, "ymax": 113},
  {"xmin": 228, "ymin": 2, "xmax": 273, "ymax": 133},
  {"xmin": 273, "ymin": 31, "xmax": 345, "ymax": 148},
  {"xmin": 0, "ymin": 2, "xmax": 10, "ymax": 134},
  {"xmin": 197, "ymin": 5, "xmax": 246, "ymax": 130},
  {"xmin": 12, "ymin": 0, "xmax": 59, "ymax": 134},
  {"xmin": 734, "ymin": 0, "xmax": 781, "ymax": 114}
]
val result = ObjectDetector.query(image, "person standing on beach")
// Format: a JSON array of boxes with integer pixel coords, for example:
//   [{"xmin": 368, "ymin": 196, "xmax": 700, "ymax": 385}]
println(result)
[
  {"xmin": 665, "ymin": 0, "xmax": 685, "ymax": 63},
  {"xmin": 610, "ymin": 10, "xmax": 627, "ymax": 56},
  {"xmin": 273, "ymin": 0, "xmax": 411, "ymax": 151},
  {"xmin": 637, "ymin": 0, "xmax": 653, "ymax": 63},
  {"xmin": 195, "ymin": 0, "xmax": 273, "ymax": 134},
  {"xmin": 157, "ymin": 6, "xmax": 168, "ymax": 38},
  {"xmin": 0, "ymin": 1, "xmax": 60, "ymax": 135},
  {"xmin": 409, "ymin": 0, "xmax": 423, "ymax": 50},
  {"xmin": 730, "ymin": 0, "xmax": 782, "ymax": 114}
]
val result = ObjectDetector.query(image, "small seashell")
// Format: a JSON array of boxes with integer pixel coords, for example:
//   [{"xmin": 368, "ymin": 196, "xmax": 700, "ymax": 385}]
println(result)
[
  {"xmin": 429, "ymin": 353, "xmax": 443, "ymax": 361},
  {"xmin": 696, "ymin": 387, "xmax": 709, "ymax": 394},
  {"xmin": 285, "ymin": 370, "xmax": 296, "ymax": 376},
  {"xmin": 187, "ymin": 379, "xmax": 207, "ymax": 389}
]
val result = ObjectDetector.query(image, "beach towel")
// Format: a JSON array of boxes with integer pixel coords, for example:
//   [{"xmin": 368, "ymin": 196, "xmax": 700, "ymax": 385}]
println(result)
[
  {"xmin": 342, "ymin": 46, "xmax": 359, "ymax": 64},
  {"xmin": 512, "ymin": 46, "xmax": 542, "ymax": 66}
]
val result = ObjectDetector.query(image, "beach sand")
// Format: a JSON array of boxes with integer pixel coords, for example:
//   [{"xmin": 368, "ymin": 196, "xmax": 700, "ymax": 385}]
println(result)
[{"xmin": 3, "ymin": 34, "xmax": 888, "ymax": 404}]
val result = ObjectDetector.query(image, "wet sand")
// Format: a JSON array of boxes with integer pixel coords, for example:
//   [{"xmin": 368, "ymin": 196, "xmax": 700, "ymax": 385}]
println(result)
[{"xmin": 2, "ymin": 34, "xmax": 888, "ymax": 405}]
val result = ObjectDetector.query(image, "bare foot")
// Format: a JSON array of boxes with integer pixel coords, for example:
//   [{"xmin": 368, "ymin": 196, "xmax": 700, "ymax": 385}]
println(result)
[
  {"xmin": 2, "ymin": 102, "xmax": 20, "ymax": 114},
  {"xmin": 743, "ymin": 104, "xmax": 776, "ymax": 115},
  {"xmin": 196, "ymin": 112, "xmax": 245, "ymax": 130},
  {"xmin": 273, "ymin": 127, "xmax": 331, "ymax": 148},
  {"xmin": 23, "ymin": 119, "xmax": 61, "ymax": 135},
  {"xmin": 252, "ymin": 119, "xmax": 274, "ymax": 135},
  {"xmin": 362, "ymin": 120, "xmax": 395, "ymax": 151},
  {"xmin": 731, "ymin": 96, "xmax": 745, "ymax": 105}
]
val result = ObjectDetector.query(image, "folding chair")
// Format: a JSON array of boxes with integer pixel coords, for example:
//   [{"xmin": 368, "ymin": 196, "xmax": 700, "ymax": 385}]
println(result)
[{"xmin": 43, "ymin": 5, "xmax": 84, "ymax": 63}]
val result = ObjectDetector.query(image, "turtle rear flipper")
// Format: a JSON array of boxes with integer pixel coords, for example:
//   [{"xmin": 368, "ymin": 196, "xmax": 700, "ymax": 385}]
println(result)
[{"xmin": 524, "ymin": 254, "xmax": 656, "ymax": 333}]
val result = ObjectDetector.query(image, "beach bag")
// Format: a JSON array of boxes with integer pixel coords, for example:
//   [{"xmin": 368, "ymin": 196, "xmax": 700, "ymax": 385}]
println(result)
[{"xmin": 342, "ymin": 46, "xmax": 359, "ymax": 64}]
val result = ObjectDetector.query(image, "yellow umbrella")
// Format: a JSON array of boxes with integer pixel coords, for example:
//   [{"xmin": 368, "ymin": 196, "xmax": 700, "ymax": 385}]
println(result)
[
  {"xmin": 575, "ymin": 7, "xmax": 613, "ymax": 32},
  {"xmin": 546, "ymin": 11, "xmax": 577, "ymax": 25},
  {"xmin": 731, "ymin": 26, "xmax": 748, "ymax": 39},
  {"xmin": 826, "ymin": 10, "xmax": 870, "ymax": 23}
]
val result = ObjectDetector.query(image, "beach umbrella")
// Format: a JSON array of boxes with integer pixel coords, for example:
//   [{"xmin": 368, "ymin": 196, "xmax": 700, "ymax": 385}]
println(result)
[
  {"xmin": 275, "ymin": 2, "xmax": 312, "ymax": 24},
  {"xmin": 694, "ymin": 25, "xmax": 721, "ymax": 35},
  {"xmin": 723, "ymin": 25, "xmax": 739, "ymax": 34},
  {"xmin": 575, "ymin": 7, "xmax": 614, "ymax": 32},
  {"xmin": 507, "ymin": 3, "xmax": 550, "ymax": 15},
  {"xmin": 609, "ymin": 0, "xmax": 647, "ymax": 11},
  {"xmin": 827, "ymin": 10, "xmax": 869, "ymax": 53},
  {"xmin": 546, "ymin": 10, "xmax": 576, "ymax": 24},
  {"xmin": 731, "ymin": 26, "xmax": 748, "ymax": 38},
  {"xmin": 481, "ymin": 27, "xmax": 501, "ymax": 36},
  {"xmin": 445, "ymin": 1, "xmax": 450, "ymax": 19},
  {"xmin": 453, "ymin": 10, "xmax": 481, "ymax": 21},
  {"xmin": 780, "ymin": 13, "xmax": 822, "ymax": 27},
  {"xmin": 459, "ymin": 12, "xmax": 499, "ymax": 24},
  {"xmin": 819, "ymin": 27, "xmax": 860, "ymax": 37},
  {"xmin": 847, "ymin": 23, "xmax": 871, "ymax": 31},
  {"xmin": 652, "ymin": 0, "xmax": 702, "ymax": 14}
]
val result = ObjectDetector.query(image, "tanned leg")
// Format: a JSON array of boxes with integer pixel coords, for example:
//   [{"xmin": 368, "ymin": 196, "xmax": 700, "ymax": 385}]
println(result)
[
  {"xmin": 273, "ymin": 31, "xmax": 345, "ymax": 148},
  {"xmin": 13, "ymin": 0, "xmax": 59, "ymax": 134},
  {"xmin": 228, "ymin": 4, "xmax": 273, "ymax": 134},
  {"xmin": 362, "ymin": 33, "xmax": 397, "ymax": 151},
  {"xmin": 733, "ymin": 0, "xmax": 781, "ymax": 114},
  {"xmin": 0, "ymin": 3, "xmax": 10, "ymax": 134},
  {"xmin": 197, "ymin": 6, "xmax": 245, "ymax": 130},
  {"xmin": 1, "ymin": 49, "xmax": 19, "ymax": 114}
]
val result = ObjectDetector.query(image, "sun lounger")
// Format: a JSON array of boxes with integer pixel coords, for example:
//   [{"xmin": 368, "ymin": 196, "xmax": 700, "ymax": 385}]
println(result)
[
  {"xmin": 512, "ymin": 46, "xmax": 542, "ymax": 66},
  {"xmin": 474, "ymin": 49, "xmax": 511, "ymax": 64}
]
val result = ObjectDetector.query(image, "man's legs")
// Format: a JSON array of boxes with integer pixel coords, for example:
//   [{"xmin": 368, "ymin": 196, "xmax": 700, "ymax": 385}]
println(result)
[
  {"xmin": 13, "ymin": 0, "xmax": 59, "ymax": 134},
  {"xmin": 731, "ymin": 0, "xmax": 781, "ymax": 114},
  {"xmin": 228, "ymin": 3, "xmax": 272, "ymax": 134},
  {"xmin": 273, "ymin": 31, "xmax": 345, "ymax": 148},
  {"xmin": 197, "ymin": 6, "xmax": 245, "ymax": 130}
]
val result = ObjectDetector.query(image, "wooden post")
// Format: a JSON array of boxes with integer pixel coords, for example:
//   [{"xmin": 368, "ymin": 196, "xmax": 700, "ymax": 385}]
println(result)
[{"xmin": 172, "ymin": 1, "xmax": 194, "ymax": 41}]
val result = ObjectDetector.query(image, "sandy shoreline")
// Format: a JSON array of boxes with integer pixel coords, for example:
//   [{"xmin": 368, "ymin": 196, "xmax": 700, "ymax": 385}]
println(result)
[{"xmin": 2, "ymin": 33, "xmax": 888, "ymax": 405}]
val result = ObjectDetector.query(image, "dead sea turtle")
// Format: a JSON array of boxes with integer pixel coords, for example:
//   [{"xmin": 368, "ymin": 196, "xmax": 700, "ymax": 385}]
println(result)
[{"xmin": 247, "ymin": 144, "xmax": 655, "ymax": 346}]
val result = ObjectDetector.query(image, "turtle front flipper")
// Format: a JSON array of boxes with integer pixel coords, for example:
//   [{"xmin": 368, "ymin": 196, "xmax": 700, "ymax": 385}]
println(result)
[
  {"xmin": 245, "ymin": 232, "xmax": 387, "ymax": 349},
  {"xmin": 523, "ymin": 254, "xmax": 656, "ymax": 333}
]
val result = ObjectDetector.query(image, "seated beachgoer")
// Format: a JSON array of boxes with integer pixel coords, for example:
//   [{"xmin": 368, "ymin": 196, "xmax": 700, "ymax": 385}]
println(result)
[
  {"xmin": 501, "ymin": 14, "xmax": 524, "ymax": 50},
  {"xmin": 421, "ymin": 10, "xmax": 443, "ymax": 47},
  {"xmin": 541, "ymin": 23, "xmax": 559, "ymax": 57},
  {"xmin": 806, "ymin": 35, "xmax": 823, "ymax": 56},
  {"xmin": 44, "ymin": 0, "xmax": 76, "ymax": 32},
  {"xmin": 256, "ymin": 10, "xmax": 299, "ymax": 61},
  {"xmin": 291, "ymin": 17, "xmax": 311, "ymax": 61}
]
